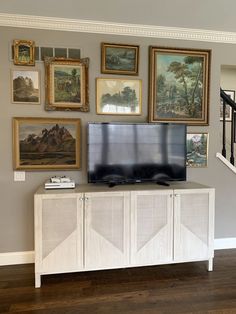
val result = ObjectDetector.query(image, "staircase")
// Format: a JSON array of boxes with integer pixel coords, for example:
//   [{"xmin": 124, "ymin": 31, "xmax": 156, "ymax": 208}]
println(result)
[{"xmin": 217, "ymin": 88, "xmax": 236, "ymax": 169}]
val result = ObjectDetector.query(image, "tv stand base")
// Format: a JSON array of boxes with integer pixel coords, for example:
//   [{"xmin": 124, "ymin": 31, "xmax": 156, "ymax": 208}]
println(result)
[
  {"xmin": 156, "ymin": 181, "xmax": 170, "ymax": 186},
  {"xmin": 34, "ymin": 182, "xmax": 215, "ymax": 288}
]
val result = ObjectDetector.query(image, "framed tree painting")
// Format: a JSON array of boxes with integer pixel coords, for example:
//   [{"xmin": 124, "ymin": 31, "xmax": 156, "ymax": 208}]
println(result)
[
  {"xmin": 45, "ymin": 57, "xmax": 89, "ymax": 111},
  {"xmin": 96, "ymin": 78, "xmax": 142, "ymax": 115},
  {"xmin": 11, "ymin": 70, "xmax": 40, "ymax": 104},
  {"xmin": 186, "ymin": 133, "xmax": 209, "ymax": 167},
  {"xmin": 101, "ymin": 43, "xmax": 139, "ymax": 75},
  {"xmin": 149, "ymin": 46, "xmax": 211, "ymax": 125},
  {"xmin": 13, "ymin": 117, "xmax": 81, "ymax": 170},
  {"xmin": 220, "ymin": 89, "xmax": 234, "ymax": 121}
]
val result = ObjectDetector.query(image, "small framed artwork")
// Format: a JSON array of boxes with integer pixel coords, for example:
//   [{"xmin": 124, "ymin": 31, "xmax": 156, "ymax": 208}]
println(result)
[
  {"xmin": 186, "ymin": 133, "xmax": 209, "ymax": 167},
  {"xmin": 13, "ymin": 117, "xmax": 81, "ymax": 170},
  {"xmin": 149, "ymin": 46, "xmax": 211, "ymax": 125},
  {"xmin": 13, "ymin": 39, "xmax": 35, "ymax": 66},
  {"xmin": 220, "ymin": 89, "xmax": 235, "ymax": 121},
  {"xmin": 45, "ymin": 57, "xmax": 89, "ymax": 112},
  {"xmin": 96, "ymin": 78, "xmax": 142, "ymax": 115},
  {"xmin": 101, "ymin": 43, "xmax": 139, "ymax": 75},
  {"xmin": 11, "ymin": 70, "xmax": 40, "ymax": 104}
]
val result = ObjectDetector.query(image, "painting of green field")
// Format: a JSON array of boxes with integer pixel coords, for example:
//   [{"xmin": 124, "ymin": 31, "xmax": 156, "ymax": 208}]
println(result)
[{"xmin": 54, "ymin": 65, "xmax": 81, "ymax": 103}]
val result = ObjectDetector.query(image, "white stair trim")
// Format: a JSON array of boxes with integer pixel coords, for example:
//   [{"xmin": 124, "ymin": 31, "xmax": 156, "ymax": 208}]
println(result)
[
  {"xmin": 0, "ymin": 239, "xmax": 236, "ymax": 266},
  {"xmin": 216, "ymin": 152, "xmax": 236, "ymax": 174},
  {"xmin": 1, "ymin": 13, "xmax": 236, "ymax": 44},
  {"xmin": 0, "ymin": 251, "xmax": 34, "ymax": 266}
]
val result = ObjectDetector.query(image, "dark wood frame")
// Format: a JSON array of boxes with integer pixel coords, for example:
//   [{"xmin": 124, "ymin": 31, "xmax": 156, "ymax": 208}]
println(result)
[
  {"xmin": 149, "ymin": 46, "xmax": 211, "ymax": 125},
  {"xmin": 101, "ymin": 43, "xmax": 139, "ymax": 75}
]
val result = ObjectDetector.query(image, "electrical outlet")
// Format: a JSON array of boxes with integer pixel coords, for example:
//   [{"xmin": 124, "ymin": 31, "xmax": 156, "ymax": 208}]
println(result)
[{"xmin": 14, "ymin": 171, "xmax": 26, "ymax": 181}]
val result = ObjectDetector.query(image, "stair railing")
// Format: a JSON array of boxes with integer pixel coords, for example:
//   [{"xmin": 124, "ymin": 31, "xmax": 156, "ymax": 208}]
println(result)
[{"xmin": 220, "ymin": 88, "xmax": 236, "ymax": 165}]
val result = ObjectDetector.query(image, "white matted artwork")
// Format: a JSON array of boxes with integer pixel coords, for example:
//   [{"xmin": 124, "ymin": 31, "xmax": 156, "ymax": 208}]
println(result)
[
  {"xmin": 186, "ymin": 133, "xmax": 209, "ymax": 167},
  {"xmin": 96, "ymin": 78, "xmax": 142, "ymax": 115},
  {"xmin": 11, "ymin": 70, "xmax": 40, "ymax": 104}
]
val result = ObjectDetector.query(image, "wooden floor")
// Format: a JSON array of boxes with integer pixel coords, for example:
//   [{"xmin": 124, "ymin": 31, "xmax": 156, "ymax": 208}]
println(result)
[{"xmin": 1, "ymin": 250, "xmax": 236, "ymax": 313}]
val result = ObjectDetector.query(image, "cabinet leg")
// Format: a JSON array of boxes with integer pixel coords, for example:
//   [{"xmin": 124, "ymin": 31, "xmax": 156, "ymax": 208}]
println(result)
[
  {"xmin": 35, "ymin": 273, "xmax": 41, "ymax": 288},
  {"xmin": 208, "ymin": 258, "xmax": 213, "ymax": 271}
]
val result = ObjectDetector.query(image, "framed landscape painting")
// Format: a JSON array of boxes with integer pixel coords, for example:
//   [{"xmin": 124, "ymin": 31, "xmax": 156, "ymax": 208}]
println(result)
[
  {"xmin": 13, "ymin": 117, "xmax": 81, "ymax": 170},
  {"xmin": 186, "ymin": 133, "xmax": 209, "ymax": 167},
  {"xmin": 11, "ymin": 70, "xmax": 40, "ymax": 104},
  {"xmin": 149, "ymin": 46, "xmax": 211, "ymax": 125},
  {"xmin": 101, "ymin": 43, "xmax": 139, "ymax": 75},
  {"xmin": 45, "ymin": 57, "xmax": 89, "ymax": 111},
  {"xmin": 13, "ymin": 39, "xmax": 35, "ymax": 66},
  {"xmin": 220, "ymin": 89, "xmax": 234, "ymax": 121},
  {"xmin": 96, "ymin": 78, "xmax": 142, "ymax": 115}
]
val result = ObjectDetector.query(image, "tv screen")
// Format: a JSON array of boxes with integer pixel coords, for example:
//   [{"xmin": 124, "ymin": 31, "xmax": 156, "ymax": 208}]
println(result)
[{"xmin": 87, "ymin": 122, "xmax": 186, "ymax": 185}]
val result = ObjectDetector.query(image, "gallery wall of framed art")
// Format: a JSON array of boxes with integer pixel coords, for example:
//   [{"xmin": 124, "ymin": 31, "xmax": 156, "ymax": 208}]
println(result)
[
  {"xmin": 9, "ymin": 37, "xmax": 213, "ymax": 172},
  {"xmin": 2, "ymin": 18, "xmax": 235, "ymax": 256}
]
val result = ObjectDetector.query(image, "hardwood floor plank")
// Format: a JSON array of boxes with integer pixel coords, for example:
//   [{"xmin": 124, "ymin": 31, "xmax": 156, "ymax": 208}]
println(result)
[{"xmin": 1, "ymin": 250, "xmax": 236, "ymax": 313}]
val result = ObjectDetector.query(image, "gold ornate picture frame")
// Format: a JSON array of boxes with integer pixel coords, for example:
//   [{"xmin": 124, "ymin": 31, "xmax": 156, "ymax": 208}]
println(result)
[
  {"xmin": 13, "ymin": 39, "xmax": 35, "ymax": 66},
  {"xmin": 45, "ymin": 57, "xmax": 89, "ymax": 112}
]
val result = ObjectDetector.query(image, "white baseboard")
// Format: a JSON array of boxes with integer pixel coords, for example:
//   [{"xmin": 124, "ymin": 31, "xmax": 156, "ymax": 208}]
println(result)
[
  {"xmin": 0, "ymin": 251, "xmax": 34, "ymax": 266},
  {"xmin": 0, "ymin": 240, "xmax": 236, "ymax": 266},
  {"xmin": 214, "ymin": 238, "xmax": 236, "ymax": 250}
]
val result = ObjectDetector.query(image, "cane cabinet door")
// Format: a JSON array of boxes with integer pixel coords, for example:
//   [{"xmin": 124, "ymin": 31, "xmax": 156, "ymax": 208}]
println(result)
[
  {"xmin": 173, "ymin": 189, "xmax": 215, "ymax": 262},
  {"xmin": 35, "ymin": 194, "xmax": 83, "ymax": 274},
  {"xmin": 84, "ymin": 191, "xmax": 130, "ymax": 270},
  {"xmin": 130, "ymin": 190, "xmax": 173, "ymax": 266}
]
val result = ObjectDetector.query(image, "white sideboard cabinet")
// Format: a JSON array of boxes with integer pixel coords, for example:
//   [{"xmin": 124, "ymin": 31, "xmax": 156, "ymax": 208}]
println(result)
[{"xmin": 34, "ymin": 182, "xmax": 215, "ymax": 288}]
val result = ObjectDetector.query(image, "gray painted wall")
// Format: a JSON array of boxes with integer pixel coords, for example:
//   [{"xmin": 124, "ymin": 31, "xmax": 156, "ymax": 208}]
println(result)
[
  {"xmin": 0, "ymin": 0, "xmax": 236, "ymax": 32},
  {"xmin": 0, "ymin": 25, "xmax": 236, "ymax": 254}
]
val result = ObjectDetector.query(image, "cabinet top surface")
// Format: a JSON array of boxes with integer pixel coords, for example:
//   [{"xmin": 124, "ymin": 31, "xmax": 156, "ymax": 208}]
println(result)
[{"xmin": 35, "ymin": 181, "xmax": 214, "ymax": 196}]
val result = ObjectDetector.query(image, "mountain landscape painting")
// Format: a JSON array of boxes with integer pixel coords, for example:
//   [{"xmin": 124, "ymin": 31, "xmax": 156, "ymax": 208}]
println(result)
[{"xmin": 13, "ymin": 118, "xmax": 81, "ymax": 170}]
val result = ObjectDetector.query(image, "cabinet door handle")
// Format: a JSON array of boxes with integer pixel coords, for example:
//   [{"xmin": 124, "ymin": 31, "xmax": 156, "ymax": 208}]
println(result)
[
  {"xmin": 79, "ymin": 197, "xmax": 89, "ymax": 201},
  {"xmin": 175, "ymin": 194, "xmax": 180, "ymax": 197}
]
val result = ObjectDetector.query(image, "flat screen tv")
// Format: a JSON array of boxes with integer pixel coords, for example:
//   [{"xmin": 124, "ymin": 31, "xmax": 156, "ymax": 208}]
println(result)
[{"xmin": 87, "ymin": 122, "xmax": 186, "ymax": 185}]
